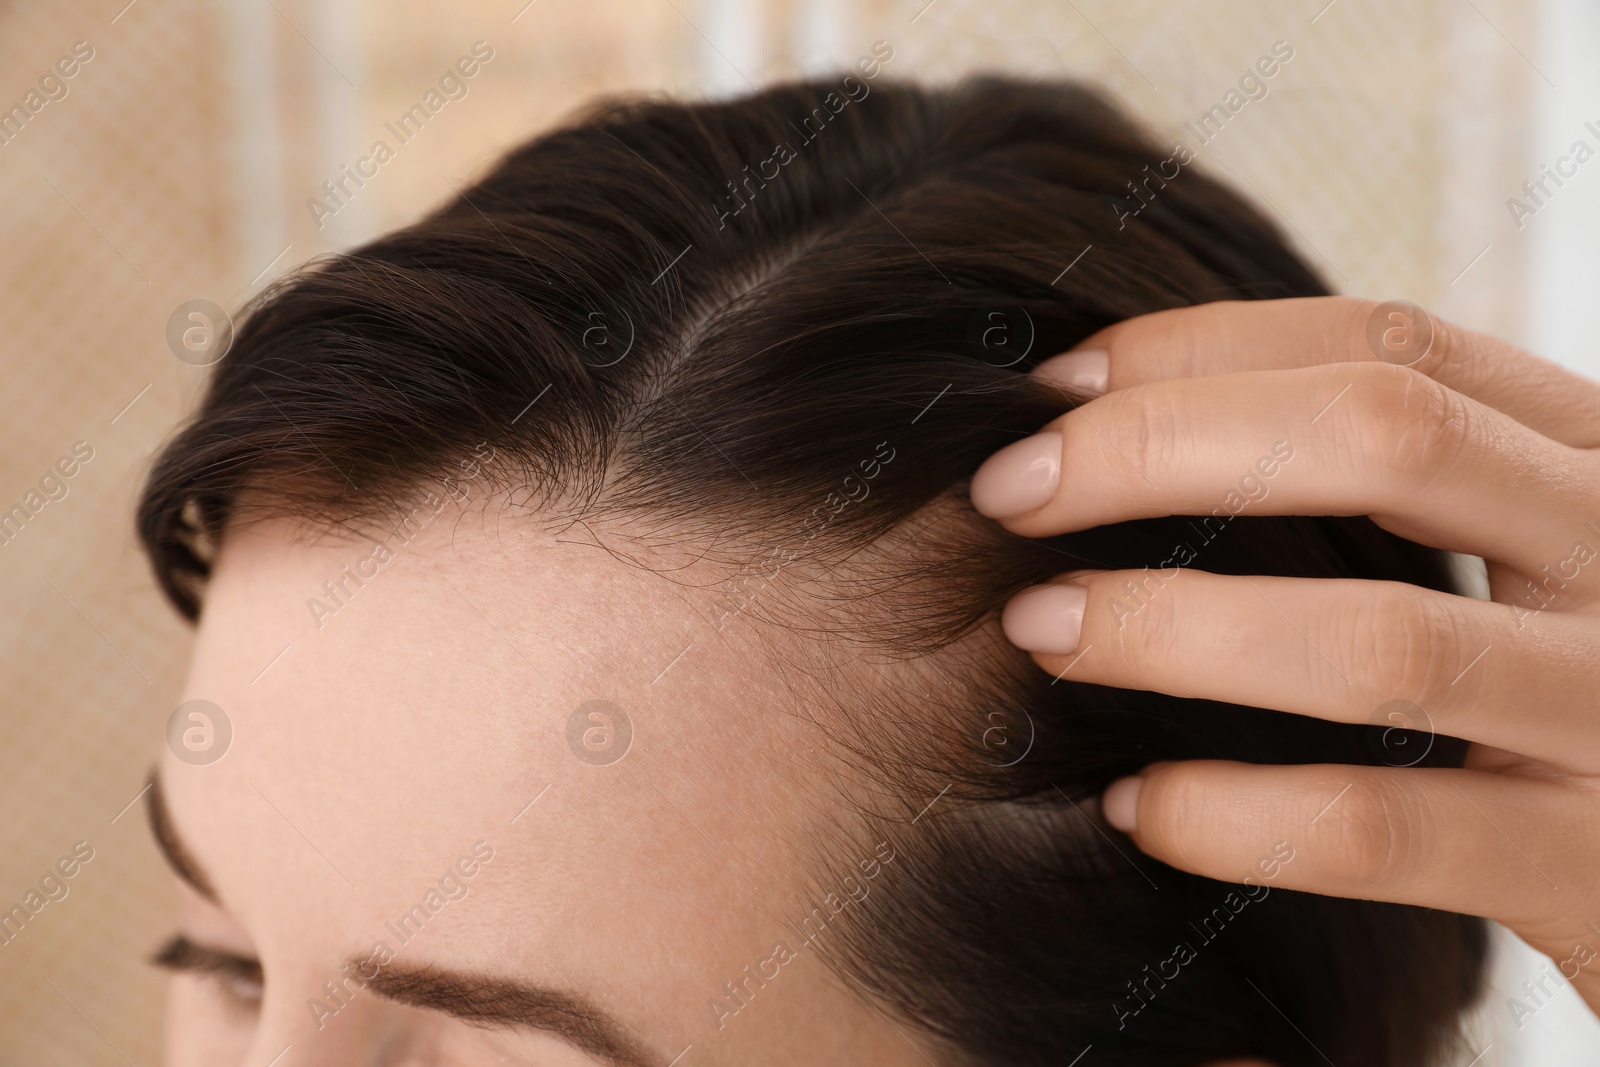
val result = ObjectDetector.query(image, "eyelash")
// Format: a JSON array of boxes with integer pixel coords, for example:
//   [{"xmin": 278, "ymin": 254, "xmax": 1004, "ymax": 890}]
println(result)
[{"xmin": 151, "ymin": 934, "xmax": 265, "ymax": 1013}]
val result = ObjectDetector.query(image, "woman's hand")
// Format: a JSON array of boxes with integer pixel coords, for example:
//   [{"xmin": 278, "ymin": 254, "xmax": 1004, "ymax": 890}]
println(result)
[{"xmin": 970, "ymin": 295, "xmax": 1600, "ymax": 1015}]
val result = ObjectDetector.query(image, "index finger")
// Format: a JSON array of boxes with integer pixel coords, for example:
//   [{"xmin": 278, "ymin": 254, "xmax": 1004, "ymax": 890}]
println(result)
[{"xmin": 1039, "ymin": 297, "xmax": 1600, "ymax": 449}]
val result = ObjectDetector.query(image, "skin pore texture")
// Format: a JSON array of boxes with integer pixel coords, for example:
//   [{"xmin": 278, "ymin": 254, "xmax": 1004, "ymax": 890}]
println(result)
[{"xmin": 156, "ymin": 497, "xmax": 931, "ymax": 1067}]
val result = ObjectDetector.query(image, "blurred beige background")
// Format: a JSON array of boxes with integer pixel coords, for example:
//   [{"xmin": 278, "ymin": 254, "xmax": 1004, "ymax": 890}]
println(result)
[{"xmin": 1, "ymin": 0, "xmax": 1594, "ymax": 1064}]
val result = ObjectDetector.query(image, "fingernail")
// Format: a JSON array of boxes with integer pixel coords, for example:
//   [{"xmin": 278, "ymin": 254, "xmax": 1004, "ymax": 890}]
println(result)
[
  {"xmin": 1033, "ymin": 348, "xmax": 1108, "ymax": 397},
  {"xmin": 1000, "ymin": 582, "xmax": 1086, "ymax": 654},
  {"xmin": 1102, "ymin": 776, "xmax": 1142, "ymax": 833},
  {"xmin": 971, "ymin": 431, "xmax": 1062, "ymax": 518}
]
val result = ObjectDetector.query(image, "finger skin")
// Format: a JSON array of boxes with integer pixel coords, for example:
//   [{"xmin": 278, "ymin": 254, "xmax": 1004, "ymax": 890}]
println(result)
[
  {"xmin": 1048, "ymin": 295, "xmax": 1600, "ymax": 1020},
  {"xmin": 1022, "ymin": 569, "xmax": 1600, "ymax": 772},
  {"xmin": 1063, "ymin": 296, "xmax": 1600, "ymax": 449},
  {"xmin": 990, "ymin": 361, "xmax": 1600, "ymax": 583},
  {"xmin": 1120, "ymin": 761, "xmax": 1593, "ymax": 939}
]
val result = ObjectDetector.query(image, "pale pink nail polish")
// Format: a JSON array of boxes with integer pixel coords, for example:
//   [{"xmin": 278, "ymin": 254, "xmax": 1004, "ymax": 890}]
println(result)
[
  {"xmin": 1000, "ymin": 582, "xmax": 1086, "ymax": 655},
  {"xmin": 1102, "ymin": 776, "xmax": 1142, "ymax": 833},
  {"xmin": 1033, "ymin": 348, "xmax": 1108, "ymax": 397},
  {"xmin": 970, "ymin": 432, "xmax": 1062, "ymax": 518}
]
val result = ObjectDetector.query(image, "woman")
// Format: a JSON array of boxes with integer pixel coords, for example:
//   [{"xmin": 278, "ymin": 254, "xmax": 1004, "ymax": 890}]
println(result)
[{"xmin": 135, "ymin": 73, "xmax": 1600, "ymax": 1065}]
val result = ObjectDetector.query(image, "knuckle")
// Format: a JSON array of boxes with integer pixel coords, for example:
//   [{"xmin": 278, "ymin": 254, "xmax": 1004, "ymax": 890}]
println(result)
[
  {"xmin": 1350, "ymin": 363, "xmax": 1473, "ymax": 493},
  {"xmin": 1096, "ymin": 566, "xmax": 1186, "ymax": 676},
  {"xmin": 1313, "ymin": 779, "xmax": 1423, "ymax": 888},
  {"xmin": 1351, "ymin": 585, "xmax": 1466, "ymax": 712},
  {"xmin": 1347, "ymin": 296, "xmax": 1444, "ymax": 371},
  {"xmin": 1099, "ymin": 385, "xmax": 1181, "ymax": 480}
]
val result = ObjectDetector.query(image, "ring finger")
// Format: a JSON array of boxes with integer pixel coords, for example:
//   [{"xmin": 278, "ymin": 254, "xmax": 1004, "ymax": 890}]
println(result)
[{"xmin": 1002, "ymin": 568, "xmax": 1600, "ymax": 772}]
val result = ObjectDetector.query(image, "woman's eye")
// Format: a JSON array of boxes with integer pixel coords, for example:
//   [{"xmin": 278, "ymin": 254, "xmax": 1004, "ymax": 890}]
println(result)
[
  {"xmin": 151, "ymin": 934, "xmax": 264, "ymax": 1014},
  {"xmin": 203, "ymin": 966, "xmax": 264, "ymax": 1010}
]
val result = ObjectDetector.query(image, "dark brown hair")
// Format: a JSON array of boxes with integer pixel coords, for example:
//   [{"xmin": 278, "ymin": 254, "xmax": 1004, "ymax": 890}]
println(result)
[{"xmin": 138, "ymin": 75, "xmax": 1485, "ymax": 1065}]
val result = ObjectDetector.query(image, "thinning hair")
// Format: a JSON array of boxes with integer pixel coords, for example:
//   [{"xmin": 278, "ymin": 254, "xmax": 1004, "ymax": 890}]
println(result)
[{"xmin": 137, "ymin": 75, "xmax": 1486, "ymax": 1065}]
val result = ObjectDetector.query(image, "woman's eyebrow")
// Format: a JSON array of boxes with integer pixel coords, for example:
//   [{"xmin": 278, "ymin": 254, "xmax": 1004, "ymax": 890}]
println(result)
[
  {"xmin": 144, "ymin": 771, "xmax": 650, "ymax": 1063},
  {"xmin": 358, "ymin": 962, "xmax": 659, "ymax": 1067},
  {"xmin": 144, "ymin": 769, "xmax": 220, "ymax": 903}
]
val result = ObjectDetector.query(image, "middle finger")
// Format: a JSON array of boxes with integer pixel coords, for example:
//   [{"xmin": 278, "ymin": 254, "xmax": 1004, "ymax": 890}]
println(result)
[{"xmin": 1002, "ymin": 568, "xmax": 1600, "ymax": 771}]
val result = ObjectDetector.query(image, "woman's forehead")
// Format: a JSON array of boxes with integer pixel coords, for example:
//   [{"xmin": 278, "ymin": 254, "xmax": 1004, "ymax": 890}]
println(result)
[
  {"xmin": 170, "ymin": 507, "xmax": 842, "ymax": 912},
  {"xmin": 155, "ymin": 506, "xmax": 898, "ymax": 1051}
]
